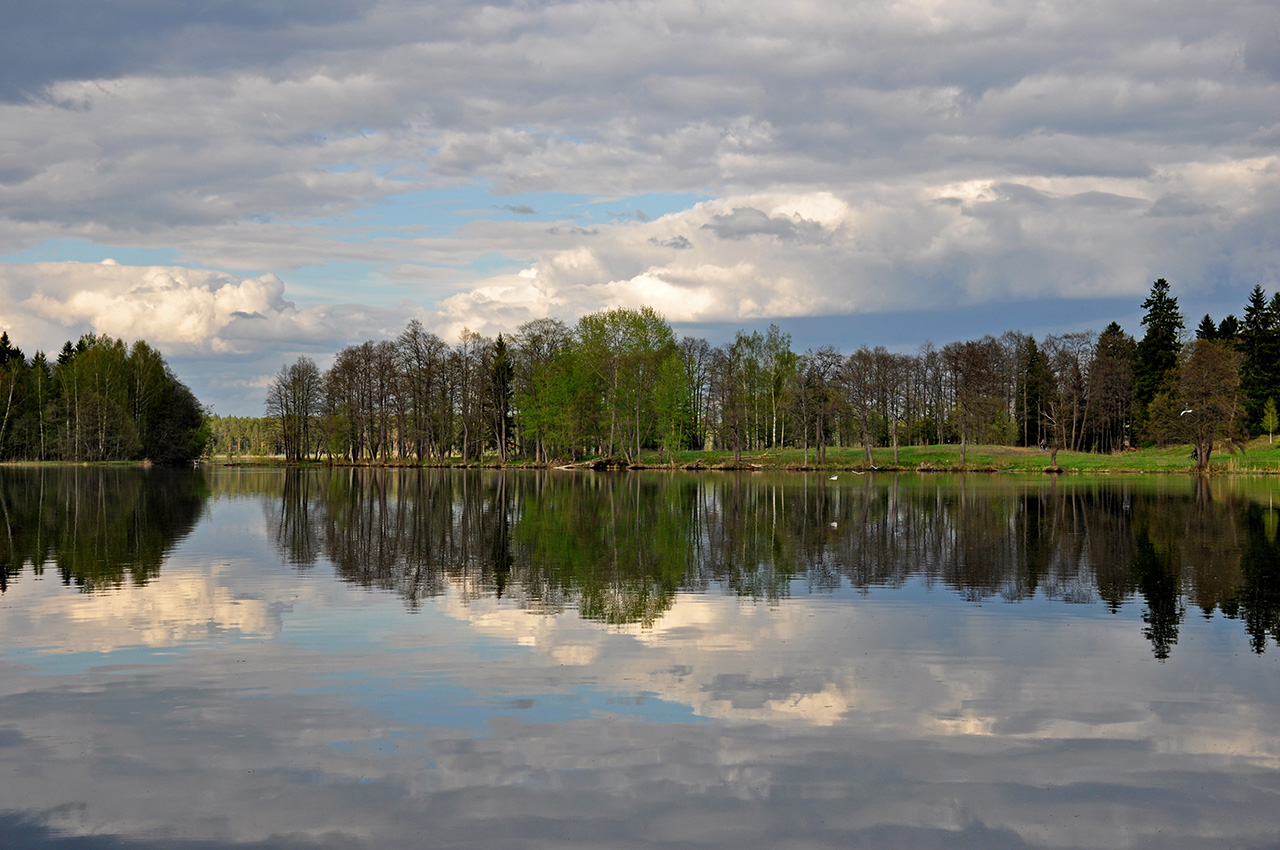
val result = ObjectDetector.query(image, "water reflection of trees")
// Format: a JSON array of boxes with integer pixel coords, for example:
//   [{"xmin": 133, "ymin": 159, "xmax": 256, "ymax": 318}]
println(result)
[
  {"xmin": 263, "ymin": 470, "xmax": 1280, "ymax": 656},
  {"xmin": 0, "ymin": 467, "xmax": 207, "ymax": 593}
]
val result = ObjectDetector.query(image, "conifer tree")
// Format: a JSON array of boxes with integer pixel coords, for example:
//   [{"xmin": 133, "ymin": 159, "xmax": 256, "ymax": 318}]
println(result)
[
  {"xmin": 1134, "ymin": 278, "xmax": 1184, "ymax": 432},
  {"xmin": 1218, "ymin": 314, "xmax": 1240, "ymax": 344},
  {"xmin": 1239, "ymin": 285, "xmax": 1279, "ymax": 428},
  {"xmin": 1196, "ymin": 314, "xmax": 1218, "ymax": 340}
]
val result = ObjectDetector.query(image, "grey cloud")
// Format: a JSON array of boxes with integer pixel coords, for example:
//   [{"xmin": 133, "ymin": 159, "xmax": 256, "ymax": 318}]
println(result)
[
  {"xmin": 0, "ymin": 165, "xmax": 37, "ymax": 186},
  {"xmin": 2, "ymin": 1, "xmax": 1271, "ymax": 230},
  {"xmin": 1147, "ymin": 194, "xmax": 1219, "ymax": 218},
  {"xmin": 988, "ymin": 183, "xmax": 1053, "ymax": 207},
  {"xmin": 608, "ymin": 209, "xmax": 651, "ymax": 221},
  {"xmin": 547, "ymin": 225, "xmax": 598, "ymax": 236},
  {"xmin": 650, "ymin": 235, "xmax": 693, "ymax": 250},
  {"xmin": 496, "ymin": 204, "xmax": 537, "ymax": 215},
  {"xmin": 701, "ymin": 207, "xmax": 827, "ymax": 243},
  {"xmin": 0, "ymin": 0, "xmax": 1275, "ymax": 362},
  {"xmin": 1066, "ymin": 191, "xmax": 1147, "ymax": 210},
  {"xmin": 1244, "ymin": 27, "xmax": 1280, "ymax": 80},
  {"xmin": 0, "ymin": 0, "xmax": 376, "ymax": 103},
  {"xmin": 230, "ymin": 310, "xmax": 267, "ymax": 320}
]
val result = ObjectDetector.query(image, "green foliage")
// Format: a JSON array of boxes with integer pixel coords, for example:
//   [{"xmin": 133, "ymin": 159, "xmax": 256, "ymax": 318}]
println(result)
[
  {"xmin": 0, "ymin": 332, "xmax": 206, "ymax": 463},
  {"xmin": 244, "ymin": 279, "xmax": 1280, "ymax": 469},
  {"xmin": 0, "ymin": 466, "xmax": 208, "ymax": 593},
  {"xmin": 1239, "ymin": 285, "xmax": 1280, "ymax": 430},
  {"xmin": 1262, "ymin": 399, "xmax": 1278, "ymax": 444},
  {"xmin": 1134, "ymin": 278, "xmax": 1184, "ymax": 418}
]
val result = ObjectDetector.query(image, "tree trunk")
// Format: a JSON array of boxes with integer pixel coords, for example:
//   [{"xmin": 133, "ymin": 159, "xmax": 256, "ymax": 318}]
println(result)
[{"xmin": 1197, "ymin": 440, "xmax": 1211, "ymax": 474}]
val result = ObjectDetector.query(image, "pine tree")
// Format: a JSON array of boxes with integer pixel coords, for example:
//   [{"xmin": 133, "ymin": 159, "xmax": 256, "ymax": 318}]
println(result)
[
  {"xmin": 1134, "ymin": 278, "xmax": 1184, "ymax": 432},
  {"xmin": 1087, "ymin": 322, "xmax": 1136, "ymax": 452},
  {"xmin": 1196, "ymin": 314, "xmax": 1218, "ymax": 340},
  {"xmin": 1018, "ymin": 337, "xmax": 1053, "ymax": 447},
  {"xmin": 1240, "ymin": 285, "xmax": 1279, "ymax": 429},
  {"xmin": 1218, "ymin": 314, "xmax": 1240, "ymax": 343}
]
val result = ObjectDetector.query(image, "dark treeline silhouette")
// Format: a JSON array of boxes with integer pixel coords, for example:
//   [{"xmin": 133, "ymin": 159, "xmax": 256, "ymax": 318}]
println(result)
[
  {"xmin": 0, "ymin": 331, "xmax": 207, "ymax": 463},
  {"xmin": 246, "ymin": 280, "xmax": 1269, "ymax": 467},
  {"xmin": 0, "ymin": 466, "xmax": 208, "ymax": 593},
  {"xmin": 262, "ymin": 468, "xmax": 1280, "ymax": 657}
]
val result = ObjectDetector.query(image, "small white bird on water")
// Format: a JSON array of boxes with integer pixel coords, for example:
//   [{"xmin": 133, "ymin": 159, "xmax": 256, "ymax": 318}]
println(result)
[{"xmin": 829, "ymin": 475, "xmax": 838, "ymax": 480}]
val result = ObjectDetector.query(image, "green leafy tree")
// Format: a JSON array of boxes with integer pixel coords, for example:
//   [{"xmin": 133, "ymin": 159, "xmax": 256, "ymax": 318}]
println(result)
[
  {"xmin": 1262, "ymin": 399, "xmax": 1278, "ymax": 444},
  {"xmin": 0, "ymin": 339, "xmax": 26, "ymax": 457},
  {"xmin": 513, "ymin": 318, "xmax": 573, "ymax": 462},
  {"xmin": 762, "ymin": 324, "xmax": 796, "ymax": 448},
  {"xmin": 576, "ymin": 307, "xmax": 678, "ymax": 463},
  {"xmin": 654, "ymin": 354, "xmax": 692, "ymax": 465},
  {"xmin": 1152, "ymin": 339, "xmax": 1245, "ymax": 472}
]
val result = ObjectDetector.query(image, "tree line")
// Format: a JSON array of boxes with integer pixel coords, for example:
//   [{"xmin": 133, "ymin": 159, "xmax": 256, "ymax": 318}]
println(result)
[
  {"xmin": 253, "ymin": 280, "xmax": 1275, "ymax": 468},
  {"xmin": 0, "ymin": 332, "xmax": 207, "ymax": 464}
]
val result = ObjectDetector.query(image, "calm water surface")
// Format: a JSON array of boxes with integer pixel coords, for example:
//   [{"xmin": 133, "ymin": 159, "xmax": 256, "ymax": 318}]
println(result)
[{"xmin": 1, "ymin": 467, "xmax": 1278, "ymax": 849}]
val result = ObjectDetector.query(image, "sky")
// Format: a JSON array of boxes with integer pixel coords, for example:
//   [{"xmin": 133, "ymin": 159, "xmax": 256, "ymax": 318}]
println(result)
[{"xmin": 1, "ymin": 0, "xmax": 1278, "ymax": 415}]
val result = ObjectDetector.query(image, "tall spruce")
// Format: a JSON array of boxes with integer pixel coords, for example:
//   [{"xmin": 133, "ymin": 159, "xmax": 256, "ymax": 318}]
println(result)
[
  {"xmin": 1240, "ymin": 285, "xmax": 1280, "ymax": 429},
  {"xmin": 1196, "ymin": 314, "xmax": 1218, "ymax": 340},
  {"xmin": 1017, "ymin": 337, "xmax": 1054, "ymax": 447},
  {"xmin": 1134, "ymin": 278, "xmax": 1184, "ymax": 427},
  {"xmin": 1087, "ymin": 322, "xmax": 1136, "ymax": 452},
  {"xmin": 489, "ymin": 334, "xmax": 514, "ymax": 462},
  {"xmin": 1218, "ymin": 314, "xmax": 1240, "ymax": 343}
]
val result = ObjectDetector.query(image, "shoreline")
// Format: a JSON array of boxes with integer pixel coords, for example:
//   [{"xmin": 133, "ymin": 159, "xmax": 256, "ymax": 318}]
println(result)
[{"xmin": 204, "ymin": 442, "xmax": 1280, "ymax": 475}]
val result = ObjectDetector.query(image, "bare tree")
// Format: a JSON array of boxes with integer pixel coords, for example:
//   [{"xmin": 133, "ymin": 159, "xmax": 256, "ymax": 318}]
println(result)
[
  {"xmin": 397, "ymin": 320, "xmax": 448, "ymax": 461},
  {"xmin": 840, "ymin": 347, "xmax": 877, "ymax": 465},
  {"xmin": 266, "ymin": 356, "xmax": 322, "ymax": 462},
  {"xmin": 881, "ymin": 350, "xmax": 911, "ymax": 465},
  {"xmin": 800, "ymin": 347, "xmax": 842, "ymax": 465},
  {"xmin": 941, "ymin": 337, "xmax": 1004, "ymax": 466},
  {"xmin": 1043, "ymin": 331, "xmax": 1096, "ymax": 453}
]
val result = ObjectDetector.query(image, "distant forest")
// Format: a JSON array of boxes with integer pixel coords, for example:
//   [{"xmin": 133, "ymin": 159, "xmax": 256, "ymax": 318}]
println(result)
[
  {"xmin": 214, "ymin": 279, "xmax": 1278, "ymax": 469},
  {"xmin": 0, "ymin": 333, "xmax": 207, "ymax": 464}
]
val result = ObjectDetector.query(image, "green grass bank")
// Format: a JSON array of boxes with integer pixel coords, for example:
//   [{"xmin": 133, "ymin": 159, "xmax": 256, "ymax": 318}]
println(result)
[{"xmin": 210, "ymin": 438, "xmax": 1280, "ymax": 474}]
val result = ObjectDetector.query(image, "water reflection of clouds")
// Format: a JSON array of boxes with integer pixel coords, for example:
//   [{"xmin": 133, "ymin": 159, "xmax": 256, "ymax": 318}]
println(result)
[
  {"xmin": 435, "ymin": 588, "xmax": 1280, "ymax": 773},
  {"xmin": 4, "ymin": 478, "xmax": 1280, "ymax": 849},
  {"xmin": 0, "ymin": 565, "xmax": 285, "ymax": 654},
  {"xmin": 3, "ymin": 577, "xmax": 1280, "ymax": 849}
]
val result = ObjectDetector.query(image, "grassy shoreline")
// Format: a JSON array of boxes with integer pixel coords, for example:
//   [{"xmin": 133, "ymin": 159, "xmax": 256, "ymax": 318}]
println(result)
[{"xmin": 207, "ymin": 439, "xmax": 1280, "ymax": 475}]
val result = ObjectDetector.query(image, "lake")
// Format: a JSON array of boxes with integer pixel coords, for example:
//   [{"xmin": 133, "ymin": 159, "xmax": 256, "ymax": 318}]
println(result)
[{"xmin": 1, "ymin": 466, "xmax": 1278, "ymax": 849}]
